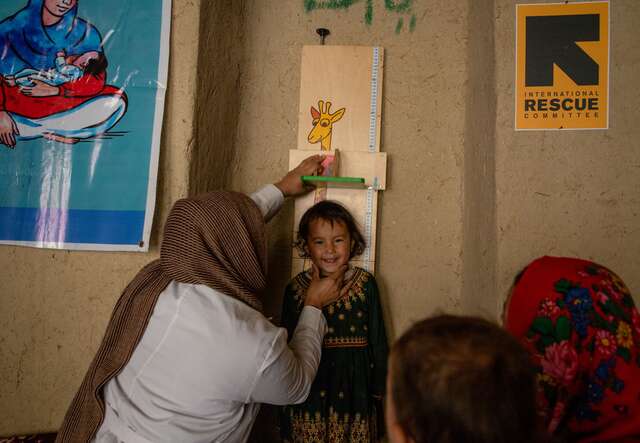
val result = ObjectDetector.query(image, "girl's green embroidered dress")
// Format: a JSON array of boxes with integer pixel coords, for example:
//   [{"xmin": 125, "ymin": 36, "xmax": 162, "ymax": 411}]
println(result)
[{"xmin": 279, "ymin": 267, "xmax": 388, "ymax": 443}]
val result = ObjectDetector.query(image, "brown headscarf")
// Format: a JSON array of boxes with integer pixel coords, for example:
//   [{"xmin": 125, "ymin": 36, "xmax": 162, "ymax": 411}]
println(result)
[{"xmin": 55, "ymin": 191, "xmax": 267, "ymax": 443}]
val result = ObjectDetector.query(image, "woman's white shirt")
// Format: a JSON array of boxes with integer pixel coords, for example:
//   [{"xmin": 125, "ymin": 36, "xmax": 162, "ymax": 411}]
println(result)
[{"xmin": 94, "ymin": 185, "xmax": 327, "ymax": 443}]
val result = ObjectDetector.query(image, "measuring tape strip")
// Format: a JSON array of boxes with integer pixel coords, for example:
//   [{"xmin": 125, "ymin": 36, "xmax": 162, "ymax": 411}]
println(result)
[
  {"xmin": 368, "ymin": 47, "xmax": 379, "ymax": 154},
  {"xmin": 364, "ymin": 47, "xmax": 380, "ymax": 272}
]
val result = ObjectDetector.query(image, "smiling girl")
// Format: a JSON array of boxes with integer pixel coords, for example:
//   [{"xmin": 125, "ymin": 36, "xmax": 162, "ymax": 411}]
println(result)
[{"xmin": 280, "ymin": 200, "xmax": 389, "ymax": 442}]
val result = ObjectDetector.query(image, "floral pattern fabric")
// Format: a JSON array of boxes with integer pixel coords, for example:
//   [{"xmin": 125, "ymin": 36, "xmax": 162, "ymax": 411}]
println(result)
[{"xmin": 506, "ymin": 256, "xmax": 640, "ymax": 443}]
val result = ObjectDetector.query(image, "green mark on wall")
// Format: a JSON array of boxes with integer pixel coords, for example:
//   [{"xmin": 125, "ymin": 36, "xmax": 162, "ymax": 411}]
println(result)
[
  {"xmin": 365, "ymin": 0, "xmax": 373, "ymax": 25},
  {"xmin": 385, "ymin": 0, "xmax": 411, "ymax": 13},
  {"xmin": 304, "ymin": 0, "xmax": 358, "ymax": 12},
  {"xmin": 304, "ymin": 0, "xmax": 416, "ymax": 30},
  {"xmin": 395, "ymin": 17, "xmax": 403, "ymax": 34}
]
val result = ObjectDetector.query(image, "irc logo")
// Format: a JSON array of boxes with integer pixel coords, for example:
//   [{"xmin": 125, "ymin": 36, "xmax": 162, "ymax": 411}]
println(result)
[
  {"xmin": 526, "ymin": 14, "xmax": 599, "ymax": 86},
  {"xmin": 516, "ymin": 2, "xmax": 609, "ymax": 130}
]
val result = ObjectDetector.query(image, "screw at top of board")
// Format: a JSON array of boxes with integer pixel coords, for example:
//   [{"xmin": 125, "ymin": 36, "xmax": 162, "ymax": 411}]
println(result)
[{"xmin": 316, "ymin": 28, "xmax": 330, "ymax": 45}]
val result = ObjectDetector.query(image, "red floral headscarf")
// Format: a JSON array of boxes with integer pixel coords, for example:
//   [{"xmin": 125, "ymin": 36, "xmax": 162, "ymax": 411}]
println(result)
[{"xmin": 505, "ymin": 256, "xmax": 640, "ymax": 443}]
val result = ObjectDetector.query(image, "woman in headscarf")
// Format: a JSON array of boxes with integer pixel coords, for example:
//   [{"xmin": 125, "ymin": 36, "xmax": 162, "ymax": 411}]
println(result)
[
  {"xmin": 504, "ymin": 256, "xmax": 640, "ymax": 442},
  {"xmin": 56, "ymin": 156, "xmax": 348, "ymax": 443},
  {"xmin": 0, "ymin": 0, "xmax": 126, "ymax": 148}
]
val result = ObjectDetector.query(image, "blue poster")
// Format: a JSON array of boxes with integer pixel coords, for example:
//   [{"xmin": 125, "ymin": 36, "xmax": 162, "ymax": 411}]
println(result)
[{"xmin": 0, "ymin": 0, "xmax": 170, "ymax": 251}]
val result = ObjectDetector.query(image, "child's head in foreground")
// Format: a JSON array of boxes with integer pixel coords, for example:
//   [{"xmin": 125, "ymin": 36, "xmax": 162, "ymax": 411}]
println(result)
[
  {"xmin": 295, "ymin": 200, "xmax": 365, "ymax": 275},
  {"xmin": 386, "ymin": 314, "xmax": 542, "ymax": 443}
]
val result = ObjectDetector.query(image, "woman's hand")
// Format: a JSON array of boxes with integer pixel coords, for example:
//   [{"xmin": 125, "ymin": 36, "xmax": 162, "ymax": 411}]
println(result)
[
  {"xmin": 0, "ymin": 111, "xmax": 19, "ymax": 148},
  {"xmin": 304, "ymin": 264, "xmax": 348, "ymax": 309},
  {"xmin": 19, "ymin": 79, "xmax": 59, "ymax": 97},
  {"xmin": 275, "ymin": 154, "xmax": 324, "ymax": 197}
]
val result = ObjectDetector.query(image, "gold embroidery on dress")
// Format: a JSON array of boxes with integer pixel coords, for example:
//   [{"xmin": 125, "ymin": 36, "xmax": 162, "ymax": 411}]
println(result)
[
  {"xmin": 292, "ymin": 267, "xmax": 370, "ymax": 309},
  {"xmin": 286, "ymin": 408, "xmax": 374, "ymax": 443},
  {"xmin": 323, "ymin": 336, "xmax": 367, "ymax": 348}
]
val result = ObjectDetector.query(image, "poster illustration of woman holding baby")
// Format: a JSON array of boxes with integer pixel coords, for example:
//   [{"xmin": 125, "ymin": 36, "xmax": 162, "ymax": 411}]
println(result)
[
  {"xmin": 0, "ymin": 0, "xmax": 128, "ymax": 148},
  {"xmin": 0, "ymin": 0, "xmax": 170, "ymax": 250}
]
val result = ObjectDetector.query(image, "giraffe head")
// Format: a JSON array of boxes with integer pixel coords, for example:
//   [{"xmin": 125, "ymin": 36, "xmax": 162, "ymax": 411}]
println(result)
[{"xmin": 308, "ymin": 100, "xmax": 346, "ymax": 150}]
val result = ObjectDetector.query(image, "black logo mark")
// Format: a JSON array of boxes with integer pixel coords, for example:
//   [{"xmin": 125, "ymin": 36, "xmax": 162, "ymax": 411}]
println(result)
[{"xmin": 526, "ymin": 14, "xmax": 599, "ymax": 86}]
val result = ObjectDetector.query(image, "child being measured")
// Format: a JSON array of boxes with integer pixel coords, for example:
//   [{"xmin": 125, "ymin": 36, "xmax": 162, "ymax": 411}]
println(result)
[{"xmin": 280, "ymin": 200, "xmax": 389, "ymax": 443}]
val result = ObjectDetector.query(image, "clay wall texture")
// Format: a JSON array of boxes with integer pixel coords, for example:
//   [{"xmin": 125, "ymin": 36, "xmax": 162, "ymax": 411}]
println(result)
[
  {"xmin": 494, "ymin": 0, "xmax": 640, "ymax": 310},
  {"xmin": 2, "ymin": 0, "xmax": 638, "ymax": 436}
]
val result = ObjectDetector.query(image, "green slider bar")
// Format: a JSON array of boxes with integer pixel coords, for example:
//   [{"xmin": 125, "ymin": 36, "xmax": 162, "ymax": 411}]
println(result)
[{"xmin": 301, "ymin": 176, "xmax": 366, "ymax": 188}]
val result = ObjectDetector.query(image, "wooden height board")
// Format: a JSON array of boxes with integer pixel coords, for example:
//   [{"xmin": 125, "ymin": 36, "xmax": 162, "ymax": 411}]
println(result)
[{"xmin": 290, "ymin": 45, "xmax": 385, "ymax": 276}]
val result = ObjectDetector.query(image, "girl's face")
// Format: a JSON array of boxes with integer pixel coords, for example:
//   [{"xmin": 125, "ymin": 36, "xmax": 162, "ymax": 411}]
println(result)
[{"xmin": 306, "ymin": 218, "xmax": 351, "ymax": 275}]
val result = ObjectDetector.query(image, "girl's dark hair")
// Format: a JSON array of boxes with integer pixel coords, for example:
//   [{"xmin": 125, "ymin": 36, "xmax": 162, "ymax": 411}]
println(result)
[
  {"xmin": 84, "ymin": 52, "xmax": 108, "ymax": 77},
  {"xmin": 390, "ymin": 315, "xmax": 543, "ymax": 443},
  {"xmin": 294, "ymin": 200, "xmax": 366, "ymax": 259}
]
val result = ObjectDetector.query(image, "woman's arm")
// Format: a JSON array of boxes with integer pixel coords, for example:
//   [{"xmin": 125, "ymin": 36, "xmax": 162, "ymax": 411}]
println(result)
[
  {"xmin": 250, "ymin": 184, "xmax": 285, "ymax": 223},
  {"xmin": 247, "ymin": 265, "xmax": 347, "ymax": 405},
  {"xmin": 18, "ymin": 79, "xmax": 59, "ymax": 97},
  {"xmin": 0, "ymin": 83, "xmax": 19, "ymax": 148},
  {"xmin": 0, "ymin": 111, "xmax": 19, "ymax": 148},
  {"xmin": 250, "ymin": 155, "xmax": 324, "ymax": 222},
  {"xmin": 248, "ymin": 305, "xmax": 326, "ymax": 405}
]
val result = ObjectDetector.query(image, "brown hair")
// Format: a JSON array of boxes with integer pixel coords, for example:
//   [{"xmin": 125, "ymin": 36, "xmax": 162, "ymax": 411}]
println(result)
[
  {"xmin": 294, "ymin": 200, "xmax": 366, "ymax": 259},
  {"xmin": 390, "ymin": 315, "xmax": 543, "ymax": 443}
]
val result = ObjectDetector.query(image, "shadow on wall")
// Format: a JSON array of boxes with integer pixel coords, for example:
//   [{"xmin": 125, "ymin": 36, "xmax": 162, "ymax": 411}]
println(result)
[{"xmin": 190, "ymin": 1, "xmax": 246, "ymax": 195}]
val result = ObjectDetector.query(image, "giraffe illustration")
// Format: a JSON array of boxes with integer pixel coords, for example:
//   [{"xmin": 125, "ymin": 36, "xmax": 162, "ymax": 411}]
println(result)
[
  {"xmin": 308, "ymin": 100, "xmax": 346, "ymax": 151},
  {"xmin": 308, "ymin": 100, "xmax": 346, "ymax": 203}
]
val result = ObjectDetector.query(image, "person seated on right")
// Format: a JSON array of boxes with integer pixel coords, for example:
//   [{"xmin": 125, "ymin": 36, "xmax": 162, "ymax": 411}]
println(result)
[
  {"xmin": 504, "ymin": 256, "xmax": 640, "ymax": 443},
  {"xmin": 386, "ymin": 314, "xmax": 544, "ymax": 443}
]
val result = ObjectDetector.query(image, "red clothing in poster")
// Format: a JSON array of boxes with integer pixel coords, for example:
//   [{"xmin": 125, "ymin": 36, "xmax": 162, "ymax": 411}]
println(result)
[{"xmin": 0, "ymin": 73, "xmax": 124, "ymax": 119}]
